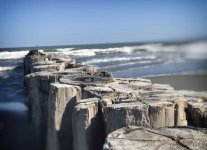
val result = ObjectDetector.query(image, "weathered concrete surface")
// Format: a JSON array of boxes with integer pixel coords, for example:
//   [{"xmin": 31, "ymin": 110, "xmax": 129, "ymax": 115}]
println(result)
[
  {"xmin": 24, "ymin": 50, "xmax": 100, "ymax": 150},
  {"xmin": 49, "ymin": 54, "xmax": 73, "ymax": 63},
  {"xmin": 47, "ymin": 83, "xmax": 82, "ymax": 150},
  {"xmin": 142, "ymin": 100, "xmax": 174, "ymax": 128},
  {"xmin": 83, "ymin": 86, "xmax": 114, "ymax": 99},
  {"xmin": 32, "ymin": 62, "xmax": 66, "ymax": 73},
  {"xmin": 140, "ymin": 84, "xmax": 187, "ymax": 126},
  {"xmin": 24, "ymin": 50, "xmax": 48, "ymax": 75},
  {"xmin": 103, "ymin": 101, "xmax": 150, "ymax": 134},
  {"xmin": 102, "ymin": 84, "xmax": 187, "ymax": 134},
  {"xmin": 83, "ymin": 77, "xmax": 152, "ymax": 102},
  {"xmin": 32, "ymin": 60, "xmax": 56, "ymax": 66},
  {"xmin": 103, "ymin": 126, "xmax": 207, "ymax": 150},
  {"xmin": 24, "ymin": 50, "xmax": 75, "ymax": 76},
  {"xmin": 108, "ymin": 84, "xmax": 141, "ymax": 102},
  {"xmin": 63, "ymin": 65, "xmax": 96, "ymax": 74},
  {"xmin": 187, "ymin": 100, "xmax": 207, "ymax": 128},
  {"xmin": 179, "ymin": 90, "xmax": 207, "ymax": 128},
  {"xmin": 108, "ymin": 78, "xmax": 152, "ymax": 102},
  {"xmin": 59, "ymin": 72, "xmax": 115, "ymax": 89},
  {"xmin": 72, "ymin": 98, "xmax": 105, "ymax": 150},
  {"xmin": 115, "ymin": 77, "xmax": 152, "ymax": 90},
  {"xmin": 25, "ymin": 71, "xmax": 59, "ymax": 150}
]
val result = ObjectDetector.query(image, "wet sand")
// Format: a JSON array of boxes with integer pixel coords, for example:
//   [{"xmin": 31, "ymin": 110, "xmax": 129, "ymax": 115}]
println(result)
[{"xmin": 146, "ymin": 74, "xmax": 207, "ymax": 91}]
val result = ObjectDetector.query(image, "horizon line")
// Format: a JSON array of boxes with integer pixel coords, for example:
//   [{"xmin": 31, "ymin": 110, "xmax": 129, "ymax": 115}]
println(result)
[{"xmin": 1, "ymin": 37, "xmax": 207, "ymax": 49}]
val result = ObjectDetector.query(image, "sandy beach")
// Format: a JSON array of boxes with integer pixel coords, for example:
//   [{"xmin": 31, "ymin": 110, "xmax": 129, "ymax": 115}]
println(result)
[{"xmin": 147, "ymin": 74, "xmax": 207, "ymax": 91}]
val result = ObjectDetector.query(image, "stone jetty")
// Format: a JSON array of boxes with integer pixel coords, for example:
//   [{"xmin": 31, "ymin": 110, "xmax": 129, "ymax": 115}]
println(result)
[
  {"xmin": 24, "ymin": 50, "xmax": 207, "ymax": 150},
  {"xmin": 103, "ymin": 126, "xmax": 207, "ymax": 150}
]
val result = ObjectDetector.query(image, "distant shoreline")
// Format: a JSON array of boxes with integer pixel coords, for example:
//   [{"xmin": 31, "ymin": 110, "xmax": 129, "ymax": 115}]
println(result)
[{"xmin": 147, "ymin": 74, "xmax": 207, "ymax": 91}]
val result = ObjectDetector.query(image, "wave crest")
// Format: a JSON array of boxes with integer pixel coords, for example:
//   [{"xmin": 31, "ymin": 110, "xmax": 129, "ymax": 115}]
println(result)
[
  {"xmin": 54, "ymin": 41, "xmax": 207, "ymax": 59},
  {"xmin": 0, "ymin": 50, "xmax": 29, "ymax": 59},
  {"xmin": 85, "ymin": 56, "xmax": 156, "ymax": 64},
  {"xmin": 0, "ymin": 66, "xmax": 16, "ymax": 71}
]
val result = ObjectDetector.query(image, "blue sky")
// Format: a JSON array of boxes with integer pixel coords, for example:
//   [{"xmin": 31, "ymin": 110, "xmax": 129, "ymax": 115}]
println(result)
[{"xmin": 0, "ymin": 0, "xmax": 207, "ymax": 48}]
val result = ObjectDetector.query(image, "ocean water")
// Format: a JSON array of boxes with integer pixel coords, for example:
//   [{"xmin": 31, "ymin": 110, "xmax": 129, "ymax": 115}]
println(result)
[
  {"xmin": 0, "ymin": 40, "xmax": 207, "ymax": 149},
  {"xmin": 1, "ymin": 40, "xmax": 207, "ymax": 103},
  {"xmin": 0, "ymin": 41, "xmax": 207, "ymax": 113}
]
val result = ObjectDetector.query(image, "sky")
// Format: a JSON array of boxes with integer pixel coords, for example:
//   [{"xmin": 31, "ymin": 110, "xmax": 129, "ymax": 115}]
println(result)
[{"xmin": 0, "ymin": 0, "xmax": 207, "ymax": 48}]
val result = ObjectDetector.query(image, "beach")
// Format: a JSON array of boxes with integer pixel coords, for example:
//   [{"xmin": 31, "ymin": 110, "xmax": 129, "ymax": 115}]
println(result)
[{"xmin": 147, "ymin": 74, "xmax": 207, "ymax": 91}]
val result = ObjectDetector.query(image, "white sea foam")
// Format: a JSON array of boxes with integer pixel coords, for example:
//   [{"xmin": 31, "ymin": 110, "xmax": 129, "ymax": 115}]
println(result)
[
  {"xmin": 0, "ymin": 66, "xmax": 16, "ymax": 71},
  {"xmin": 54, "ymin": 45, "xmax": 153, "ymax": 57},
  {"xmin": 38, "ymin": 49, "xmax": 44, "ymax": 53},
  {"xmin": 67, "ymin": 49, "xmax": 96, "ymax": 56},
  {"xmin": 54, "ymin": 41, "xmax": 207, "ymax": 59},
  {"xmin": 53, "ymin": 49, "xmax": 96, "ymax": 57},
  {"xmin": 56, "ymin": 48, "xmax": 74, "ymax": 52},
  {"xmin": 0, "ymin": 50, "xmax": 29, "ymax": 59},
  {"xmin": 146, "ymin": 41, "xmax": 207, "ymax": 59},
  {"xmin": 85, "ymin": 56, "xmax": 156, "ymax": 64},
  {"xmin": 71, "ymin": 46, "xmax": 142, "ymax": 56},
  {"xmin": 177, "ymin": 41, "xmax": 207, "ymax": 59}
]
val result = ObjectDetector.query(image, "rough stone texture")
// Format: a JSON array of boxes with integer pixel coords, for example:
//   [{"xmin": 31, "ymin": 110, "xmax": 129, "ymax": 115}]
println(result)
[
  {"xmin": 32, "ymin": 60, "xmax": 57, "ymax": 66},
  {"xmin": 83, "ymin": 86, "xmax": 114, "ymax": 99},
  {"xmin": 179, "ymin": 90, "xmax": 207, "ymax": 128},
  {"xmin": 32, "ymin": 62, "xmax": 65, "ymax": 73},
  {"xmin": 72, "ymin": 98, "xmax": 105, "ymax": 150},
  {"xmin": 82, "ymin": 77, "xmax": 152, "ymax": 102},
  {"xmin": 140, "ymin": 87, "xmax": 187, "ymax": 126},
  {"xmin": 103, "ymin": 126, "xmax": 207, "ymax": 150},
  {"xmin": 188, "ymin": 100, "xmax": 207, "ymax": 128},
  {"xmin": 142, "ymin": 100, "xmax": 174, "ymax": 128},
  {"xmin": 103, "ymin": 101, "xmax": 150, "ymax": 134},
  {"xmin": 24, "ymin": 50, "xmax": 201, "ymax": 150},
  {"xmin": 59, "ymin": 72, "xmax": 115, "ymax": 88},
  {"xmin": 115, "ymin": 77, "xmax": 152, "ymax": 90},
  {"xmin": 110, "ymin": 84, "xmax": 141, "ymax": 102},
  {"xmin": 47, "ymin": 83, "xmax": 82, "ymax": 150},
  {"xmin": 50, "ymin": 55, "xmax": 73, "ymax": 63},
  {"xmin": 62, "ymin": 65, "xmax": 96, "ymax": 75},
  {"xmin": 24, "ymin": 50, "xmax": 48, "ymax": 75},
  {"xmin": 102, "ymin": 84, "xmax": 187, "ymax": 134},
  {"xmin": 25, "ymin": 71, "xmax": 59, "ymax": 150},
  {"xmin": 24, "ymin": 50, "xmax": 74, "ymax": 76},
  {"xmin": 24, "ymin": 50, "xmax": 100, "ymax": 150}
]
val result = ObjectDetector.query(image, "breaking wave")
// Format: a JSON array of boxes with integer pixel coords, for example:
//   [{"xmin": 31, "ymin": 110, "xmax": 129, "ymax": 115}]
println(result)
[
  {"xmin": 55, "ymin": 49, "xmax": 95, "ymax": 57},
  {"xmin": 56, "ymin": 48, "xmax": 74, "ymax": 52},
  {"xmin": 0, "ymin": 50, "xmax": 29, "ymax": 59},
  {"xmin": 85, "ymin": 56, "xmax": 157, "ymax": 64},
  {"xmin": 144, "ymin": 41, "xmax": 207, "ymax": 59},
  {"xmin": 54, "ymin": 44, "xmax": 162, "ymax": 57},
  {"xmin": 0, "ymin": 66, "xmax": 16, "ymax": 72},
  {"xmin": 54, "ymin": 41, "xmax": 207, "ymax": 59}
]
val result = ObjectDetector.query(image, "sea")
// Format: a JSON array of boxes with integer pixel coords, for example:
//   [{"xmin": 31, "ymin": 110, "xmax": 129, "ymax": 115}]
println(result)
[{"xmin": 0, "ymin": 40, "xmax": 207, "ymax": 149}]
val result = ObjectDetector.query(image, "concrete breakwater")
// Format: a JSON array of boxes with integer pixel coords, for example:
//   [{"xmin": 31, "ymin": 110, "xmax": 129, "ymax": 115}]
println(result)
[{"xmin": 24, "ymin": 50, "xmax": 207, "ymax": 150}]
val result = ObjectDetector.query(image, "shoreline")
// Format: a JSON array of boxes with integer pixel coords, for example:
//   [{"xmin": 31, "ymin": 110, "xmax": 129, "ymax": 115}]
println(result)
[{"xmin": 146, "ymin": 74, "xmax": 207, "ymax": 91}]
